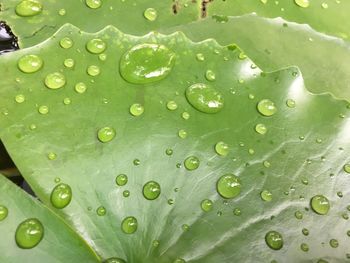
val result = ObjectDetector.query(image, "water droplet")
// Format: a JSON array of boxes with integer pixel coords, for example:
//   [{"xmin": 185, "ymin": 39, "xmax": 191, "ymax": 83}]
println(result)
[
  {"xmin": 205, "ymin": 70, "xmax": 216, "ymax": 81},
  {"xmin": 238, "ymin": 52, "xmax": 247, "ymax": 60},
  {"xmin": 96, "ymin": 206, "xmax": 106, "ymax": 216},
  {"xmin": 310, "ymin": 195, "xmax": 330, "ymax": 215},
  {"xmin": 15, "ymin": 218, "xmax": 44, "ymax": 249},
  {"xmin": 45, "ymin": 72, "xmax": 66, "ymax": 90},
  {"xmin": 233, "ymin": 208, "xmax": 241, "ymax": 216},
  {"xmin": 0, "ymin": 205, "xmax": 8, "ymax": 221},
  {"xmin": 182, "ymin": 224, "xmax": 189, "ymax": 231},
  {"xmin": 47, "ymin": 152, "xmax": 57, "ymax": 160},
  {"xmin": 257, "ymin": 99, "xmax": 277, "ymax": 116},
  {"xmin": 133, "ymin": 159, "xmax": 140, "ymax": 166},
  {"xmin": 321, "ymin": 2, "xmax": 328, "ymax": 9},
  {"xmin": 59, "ymin": 37, "xmax": 73, "ymax": 49},
  {"xmin": 178, "ymin": 129, "xmax": 187, "ymax": 139},
  {"xmin": 123, "ymin": 190, "xmax": 130, "ymax": 197},
  {"xmin": 87, "ymin": 65, "xmax": 100, "ymax": 76},
  {"xmin": 337, "ymin": 191, "xmax": 343, "ymax": 198},
  {"xmin": 99, "ymin": 53, "xmax": 107, "ymax": 61},
  {"xmin": 18, "ymin": 54, "xmax": 43, "ymax": 73},
  {"xmin": 15, "ymin": 94, "xmax": 25, "ymax": 104},
  {"xmin": 302, "ymin": 228, "xmax": 309, "ymax": 236},
  {"xmin": 165, "ymin": 148, "xmax": 173, "ymax": 156},
  {"xmin": 215, "ymin": 141, "xmax": 229, "ymax": 156},
  {"xmin": 295, "ymin": 211, "xmax": 303, "ymax": 219},
  {"xmin": 129, "ymin": 103, "xmax": 144, "ymax": 116},
  {"xmin": 152, "ymin": 240, "xmax": 160, "ymax": 247},
  {"xmin": 75, "ymin": 82, "xmax": 87, "ymax": 94},
  {"xmin": 300, "ymin": 243, "xmax": 309, "ymax": 252},
  {"xmin": 173, "ymin": 258, "xmax": 186, "ymax": 263},
  {"xmin": 85, "ymin": 0, "xmax": 102, "ymax": 9},
  {"xmin": 196, "ymin": 53, "xmax": 205, "ymax": 62},
  {"xmin": 294, "ymin": 0, "xmax": 309, "ymax": 8},
  {"xmin": 263, "ymin": 161, "xmax": 271, "ymax": 168},
  {"xmin": 186, "ymin": 83, "xmax": 224, "ymax": 114},
  {"xmin": 265, "ymin": 231, "xmax": 283, "ymax": 250},
  {"xmin": 182, "ymin": 111, "xmax": 190, "ymax": 120},
  {"xmin": 104, "ymin": 258, "xmax": 126, "ymax": 263},
  {"xmin": 86, "ymin": 39, "xmax": 106, "ymax": 54},
  {"xmin": 15, "ymin": 0, "xmax": 43, "ymax": 17},
  {"xmin": 217, "ymin": 174, "xmax": 241, "ymax": 199},
  {"xmin": 261, "ymin": 190, "xmax": 272, "ymax": 202},
  {"xmin": 255, "ymin": 123, "xmax": 268, "ymax": 135},
  {"xmin": 50, "ymin": 183, "xmax": 72, "ymax": 209},
  {"xmin": 116, "ymin": 174, "xmax": 128, "ymax": 186},
  {"xmin": 201, "ymin": 199, "xmax": 213, "ymax": 212},
  {"xmin": 344, "ymin": 164, "xmax": 350, "ymax": 173},
  {"xmin": 329, "ymin": 239, "xmax": 339, "ymax": 248},
  {"xmin": 63, "ymin": 98, "xmax": 71, "ymax": 105},
  {"xmin": 64, "ymin": 58, "xmax": 75, "ymax": 68},
  {"xmin": 143, "ymin": 181, "xmax": 161, "ymax": 200},
  {"xmin": 286, "ymin": 99, "xmax": 296, "ymax": 108},
  {"xmin": 97, "ymin": 127, "xmax": 116, "ymax": 143},
  {"xmin": 120, "ymin": 43, "xmax": 175, "ymax": 84},
  {"xmin": 144, "ymin": 8, "xmax": 157, "ymax": 21},
  {"xmin": 167, "ymin": 101, "xmax": 178, "ymax": 111},
  {"xmin": 38, "ymin": 105, "xmax": 49, "ymax": 115},
  {"xmin": 58, "ymin": 8, "xmax": 66, "ymax": 16},
  {"xmin": 184, "ymin": 156, "xmax": 200, "ymax": 171},
  {"xmin": 121, "ymin": 216, "xmax": 138, "ymax": 234}
]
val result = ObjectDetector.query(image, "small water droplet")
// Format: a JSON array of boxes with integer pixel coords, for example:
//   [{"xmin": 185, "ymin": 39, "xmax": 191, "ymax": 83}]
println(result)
[
  {"xmin": 120, "ymin": 43, "xmax": 175, "ymax": 84},
  {"xmin": 104, "ymin": 258, "xmax": 126, "ymax": 263},
  {"xmin": 133, "ymin": 159, "xmax": 140, "ymax": 166},
  {"xmin": 59, "ymin": 37, "xmax": 73, "ymax": 49},
  {"xmin": 47, "ymin": 152, "xmax": 57, "ymax": 160},
  {"xmin": 152, "ymin": 240, "xmax": 160, "ymax": 247},
  {"xmin": 255, "ymin": 123, "xmax": 267, "ymax": 135},
  {"xmin": 96, "ymin": 206, "xmax": 106, "ymax": 216},
  {"xmin": 182, "ymin": 111, "xmax": 190, "ymax": 120},
  {"xmin": 182, "ymin": 224, "xmax": 189, "ymax": 231},
  {"xmin": 15, "ymin": 94, "xmax": 25, "ymax": 104},
  {"xmin": 15, "ymin": 218, "xmax": 44, "ymax": 249},
  {"xmin": 85, "ymin": 0, "xmax": 102, "ymax": 9},
  {"xmin": 248, "ymin": 94, "xmax": 255, "ymax": 100},
  {"xmin": 215, "ymin": 141, "xmax": 229, "ymax": 156},
  {"xmin": 115, "ymin": 174, "xmax": 128, "ymax": 186},
  {"xmin": 196, "ymin": 53, "xmax": 205, "ymax": 61},
  {"xmin": 121, "ymin": 216, "xmax": 138, "ymax": 234},
  {"xmin": 87, "ymin": 65, "xmax": 100, "ymax": 76},
  {"xmin": 344, "ymin": 164, "xmax": 350, "ymax": 173},
  {"xmin": 123, "ymin": 190, "xmax": 130, "ymax": 197},
  {"xmin": 165, "ymin": 148, "xmax": 173, "ymax": 156},
  {"xmin": 63, "ymin": 98, "xmax": 71, "ymax": 105},
  {"xmin": 38, "ymin": 105, "xmax": 49, "ymax": 115},
  {"xmin": 18, "ymin": 54, "xmax": 43, "ymax": 73},
  {"xmin": 257, "ymin": 99, "xmax": 277, "ymax": 116},
  {"xmin": 15, "ymin": 0, "xmax": 43, "ymax": 17},
  {"xmin": 99, "ymin": 53, "xmax": 107, "ymax": 61},
  {"xmin": 294, "ymin": 211, "xmax": 303, "ymax": 219},
  {"xmin": 58, "ymin": 8, "xmax": 66, "ymax": 16},
  {"xmin": 261, "ymin": 190, "xmax": 272, "ymax": 202},
  {"xmin": 321, "ymin": 2, "xmax": 328, "ymax": 9},
  {"xmin": 300, "ymin": 243, "xmax": 309, "ymax": 252},
  {"xmin": 86, "ymin": 38, "xmax": 106, "ymax": 54},
  {"xmin": 294, "ymin": 0, "xmax": 309, "ymax": 8},
  {"xmin": 75, "ymin": 82, "xmax": 87, "ymax": 94},
  {"xmin": 286, "ymin": 99, "xmax": 296, "ymax": 108},
  {"xmin": 173, "ymin": 258, "xmax": 186, "ymax": 263},
  {"xmin": 97, "ymin": 127, "xmax": 116, "ymax": 143},
  {"xmin": 205, "ymin": 70, "xmax": 216, "ymax": 81},
  {"xmin": 238, "ymin": 52, "xmax": 247, "ymax": 60},
  {"xmin": 178, "ymin": 129, "xmax": 187, "ymax": 139},
  {"xmin": 129, "ymin": 103, "xmax": 144, "ymax": 116},
  {"xmin": 233, "ymin": 208, "xmax": 241, "ymax": 216},
  {"xmin": 310, "ymin": 195, "xmax": 330, "ymax": 215},
  {"xmin": 45, "ymin": 72, "xmax": 66, "ymax": 90},
  {"xmin": 143, "ymin": 181, "xmax": 161, "ymax": 200},
  {"xmin": 201, "ymin": 199, "xmax": 213, "ymax": 212},
  {"xmin": 64, "ymin": 58, "xmax": 75, "ymax": 68},
  {"xmin": 302, "ymin": 228, "xmax": 309, "ymax": 236},
  {"xmin": 0, "ymin": 205, "xmax": 8, "ymax": 221},
  {"xmin": 50, "ymin": 183, "xmax": 72, "ymax": 209},
  {"xmin": 167, "ymin": 101, "xmax": 178, "ymax": 111},
  {"xmin": 263, "ymin": 160, "xmax": 271, "ymax": 168},
  {"xmin": 217, "ymin": 174, "xmax": 241, "ymax": 199},
  {"xmin": 144, "ymin": 8, "xmax": 157, "ymax": 21},
  {"xmin": 265, "ymin": 231, "xmax": 283, "ymax": 250},
  {"xmin": 184, "ymin": 156, "xmax": 200, "ymax": 171},
  {"xmin": 329, "ymin": 239, "xmax": 339, "ymax": 248}
]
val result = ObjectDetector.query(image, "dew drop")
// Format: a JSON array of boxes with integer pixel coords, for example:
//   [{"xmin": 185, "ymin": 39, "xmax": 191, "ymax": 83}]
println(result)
[
  {"xmin": 205, "ymin": 70, "xmax": 216, "ymax": 81},
  {"xmin": 45, "ymin": 72, "xmax": 66, "ymax": 90},
  {"xmin": 87, "ymin": 65, "xmax": 100, "ymax": 76},
  {"xmin": 75, "ymin": 82, "xmax": 87, "ymax": 94},
  {"xmin": 18, "ymin": 54, "xmax": 43, "ymax": 73},
  {"xmin": 168, "ymin": 199, "xmax": 174, "ymax": 205},
  {"xmin": 182, "ymin": 111, "xmax": 190, "ymax": 120},
  {"xmin": 165, "ymin": 148, "xmax": 173, "ymax": 156},
  {"xmin": 120, "ymin": 43, "xmax": 175, "ymax": 84},
  {"xmin": 257, "ymin": 99, "xmax": 277, "ymax": 116},
  {"xmin": 300, "ymin": 243, "xmax": 309, "ymax": 252},
  {"xmin": 86, "ymin": 38, "xmax": 106, "ymax": 54},
  {"xmin": 129, "ymin": 103, "xmax": 144, "ymax": 116},
  {"xmin": 63, "ymin": 98, "xmax": 71, "ymax": 105},
  {"xmin": 265, "ymin": 231, "xmax": 283, "ymax": 250},
  {"xmin": 182, "ymin": 224, "xmax": 189, "ymax": 231},
  {"xmin": 294, "ymin": 0, "xmax": 310, "ymax": 8},
  {"xmin": 184, "ymin": 156, "xmax": 200, "ymax": 171},
  {"xmin": 233, "ymin": 208, "xmax": 241, "ymax": 216},
  {"xmin": 59, "ymin": 37, "xmax": 73, "ymax": 49},
  {"xmin": 286, "ymin": 99, "xmax": 296, "ymax": 108},
  {"xmin": 50, "ymin": 183, "xmax": 72, "ymax": 209},
  {"xmin": 200, "ymin": 199, "xmax": 213, "ymax": 212},
  {"xmin": 302, "ymin": 228, "xmax": 309, "ymax": 236},
  {"xmin": 329, "ymin": 239, "xmax": 339, "ymax": 248},
  {"xmin": 96, "ymin": 206, "xmax": 106, "ymax": 216},
  {"xmin": 321, "ymin": 2, "xmax": 328, "ymax": 9},
  {"xmin": 133, "ymin": 159, "xmax": 140, "ymax": 166},
  {"xmin": 343, "ymin": 164, "xmax": 350, "ymax": 173},
  {"xmin": 15, "ymin": 0, "xmax": 43, "ymax": 17},
  {"xmin": 64, "ymin": 58, "xmax": 75, "ymax": 68},
  {"xmin": 97, "ymin": 127, "xmax": 116, "ymax": 143},
  {"xmin": 185, "ymin": 83, "xmax": 224, "ymax": 114},
  {"xmin": 143, "ymin": 181, "xmax": 161, "ymax": 200},
  {"xmin": 0, "ymin": 205, "xmax": 8, "ymax": 221},
  {"xmin": 310, "ymin": 195, "xmax": 330, "ymax": 215},
  {"xmin": 178, "ymin": 129, "xmax": 187, "ymax": 139},
  {"xmin": 152, "ymin": 240, "xmax": 160, "ymax": 247},
  {"xmin": 294, "ymin": 211, "xmax": 303, "ymax": 219},
  {"xmin": 260, "ymin": 190, "xmax": 272, "ymax": 202},
  {"xmin": 121, "ymin": 216, "xmax": 138, "ymax": 234},
  {"xmin": 144, "ymin": 8, "xmax": 157, "ymax": 21},
  {"xmin": 85, "ymin": 0, "xmax": 102, "ymax": 9},
  {"xmin": 38, "ymin": 105, "xmax": 49, "ymax": 115},
  {"xmin": 99, "ymin": 53, "xmax": 107, "ymax": 61},
  {"xmin": 104, "ymin": 258, "xmax": 126, "ymax": 263},
  {"xmin": 123, "ymin": 190, "xmax": 130, "ymax": 197},
  {"xmin": 196, "ymin": 53, "xmax": 205, "ymax": 61},
  {"xmin": 173, "ymin": 258, "xmax": 186, "ymax": 263},
  {"xmin": 167, "ymin": 101, "xmax": 178, "ymax": 111},
  {"xmin": 15, "ymin": 94, "xmax": 25, "ymax": 104},
  {"xmin": 15, "ymin": 218, "xmax": 44, "ymax": 249},
  {"xmin": 115, "ymin": 174, "xmax": 128, "ymax": 186},
  {"xmin": 58, "ymin": 8, "xmax": 66, "ymax": 16},
  {"xmin": 217, "ymin": 174, "xmax": 241, "ymax": 199},
  {"xmin": 47, "ymin": 152, "xmax": 57, "ymax": 160},
  {"xmin": 255, "ymin": 123, "xmax": 267, "ymax": 135},
  {"xmin": 215, "ymin": 141, "xmax": 229, "ymax": 156}
]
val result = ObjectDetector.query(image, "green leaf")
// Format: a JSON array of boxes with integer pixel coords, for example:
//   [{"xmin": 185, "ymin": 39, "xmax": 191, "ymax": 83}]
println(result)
[
  {"xmin": 0, "ymin": 24, "xmax": 350, "ymax": 262},
  {"xmin": 0, "ymin": 174, "xmax": 99, "ymax": 262}
]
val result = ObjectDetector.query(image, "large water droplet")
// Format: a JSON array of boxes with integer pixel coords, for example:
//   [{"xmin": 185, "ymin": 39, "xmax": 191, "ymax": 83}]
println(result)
[
  {"xmin": 121, "ymin": 216, "xmax": 138, "ymax": 234},
  {"xmin": 257, "ymin": 99, "xmax": 277, "ymax": 116},
  {"xmin": 45, "ymin": 72, "xmax": 66, "ymax": 90},
  {"xmin": 116, "ymin": 174, "xmax": 128, "ymax": 186},
  {"xmin": 143, "ymin": 181, "xmax": 161, "ymax": 200},
  {"xmin": 265, "ymin": 231, "xmax": 283, "ymax": 250},
  {"xmin": 0, "ymin": 205, "xmax": 8, "ymax": 221},
  {"xmin": 86, "ymin": 39, "xmax": 106, "ymax": 54},
  {"xmin": 15, "ymin": 218, "xmax": 44, "ymax": 249},
  {"xmin": 185, "ymin": 83, "xmax": 224, "ymax": 114},
  {"xmin": 144, "ymin": 8, "xmax": 157, "ymax": 21},
  {"xmin": 215, "ymin": 141, "xmax": 229, "ymax": 156},
  {"xmin": 216, "ymin": 174, "xmax": 241, "ymax": 199},
  {"xmin": 201, "ymin": 199, "xmax": 213, "ymax": 212},
  {"xmin": 85, "ymin": 0, "xmax": 102, "ymax": 9},
  {"xmin": 184, "ymin": 156, "xmax": 200, "ymax": 171},
  {"xmin": 97, "ymin": 127, "xmax": 116, "ymax": 143},
  {"xmin": 120, "ymin": 43, "xmax": 175, "ymax": 84},
  {"xmin": 50, "ymin": 183, "xmax": 72, "ymax": 209},
  {"xmin": 18, "ymin": 55, "xmax": 43, "ymax": 73},
  {"xmin": 310, "ymin": 195, "xmax": 330, "ymax": 215},
  {"xmin": 15, "ymin": 0, "xmax": 43, "ymax": 17}
]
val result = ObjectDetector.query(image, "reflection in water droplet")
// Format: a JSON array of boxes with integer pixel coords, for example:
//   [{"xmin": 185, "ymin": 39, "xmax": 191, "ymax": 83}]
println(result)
[
  {"xmin": 186, "ymin": 83, "xmax": 224, "ymax": 114},
  {"xmin": 121, "ymin": 216, "xmax": 138, "ymax": 234},
  {"xmin": 144, "ymin": 8, "xmax": 157, "ymax": 21},
  {"xmin": 16, "ymin": 0, "xmax": 43, "ymax": 17},
  {"xmin": 85, "ymin": 0, "xmax": 102, "ymax": 9},
  {"xmin": 217, "ymin": 174, "xmax": 241, "ymax": 199},
  {"xmin": 143, "ymin": 181, "xmax": 161, "ymax": 200},
  {"xmin": 15, "ymin": 218, "xmax": 44, "ymax": 249},
  {"xmin": 310, "ymin": 195, "xmax": 330, "ymax": 215},
  {"xmin": 257, "ymin": 99, "xmax": 277, "ymax": 116},
  {"xmin": 45, "ymin": 72, "xmax": 66, "ymax": 90},
  {"xmin": 215, "ymin": 141, "xmax": 229, "ymax": 156},
  {"xmin": 116, "ymin": 174, "xmax": 128, "ymax": 186},
  {"xmin": 50, "ymin": 183, "xmax": 72, "ymax": 209},
  {"xmin": 201, "ymin": 199, "xmax": 213, "ymax": 212},
  {"xmin": 120, "ymin": 43, "xmax": 175, "ymax": 84},
  {"xmin": 184, "ymin": 156, "xmax": 200, "ymax": 171},
  {"xmin": 47, "ymin": 152, "xmax": 57, "ymax": 160},
  {"xmin": 86, "ymin": 39, "xmax": 106, "ymax": 54},
  {"xmin": 18, "ymin": 55, "xmax": 43, "ymax": 73},
  {"xmin": 60, "ymin": 37, "xmax": 73, "ymax": 49},
  {"xmin": 265, "ymin": 231, "xmax": 283, "ymax": 250},
  {"xmin": 97, "ymin": 127, "xmax": 116, "ymax": 143},
  {"xmin": 0, "ymin": 205, "xmax": 8, "ymax": 221}
]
